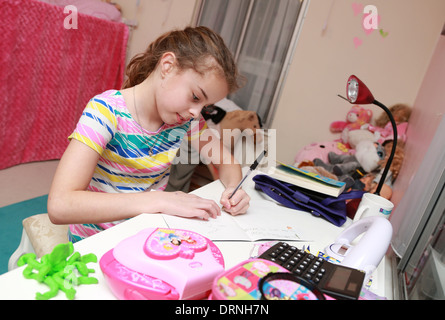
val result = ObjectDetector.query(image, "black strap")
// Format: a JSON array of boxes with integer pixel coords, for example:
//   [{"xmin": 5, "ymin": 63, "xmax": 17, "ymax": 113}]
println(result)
[{"xmin": 258, "ymin": 272, "xmax": 326, "ymax": 300}]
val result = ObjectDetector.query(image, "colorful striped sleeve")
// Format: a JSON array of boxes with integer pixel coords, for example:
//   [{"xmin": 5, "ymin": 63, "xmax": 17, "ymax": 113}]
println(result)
[{"xmin": 69, "ymin": 97, "xmax": 117, "ymax": 155}]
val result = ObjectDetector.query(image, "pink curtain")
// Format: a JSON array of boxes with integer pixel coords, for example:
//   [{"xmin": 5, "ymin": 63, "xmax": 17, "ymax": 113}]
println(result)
[{"xmin": 0, "ymin": 0, "xmax": 128, "ymax": 169}]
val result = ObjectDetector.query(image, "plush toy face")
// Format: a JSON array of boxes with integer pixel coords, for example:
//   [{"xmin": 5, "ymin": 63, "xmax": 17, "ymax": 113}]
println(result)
[
  {"xmin": 346, "ymin": 110, "xmax": 359, "ymax": 123},
  {"xmin": 347, "ymin": 105, "xmax": 372, "ymax": 129},
  {"xmin": 330, "ymin": 105, "xmax": 372, "ymax": 133}
]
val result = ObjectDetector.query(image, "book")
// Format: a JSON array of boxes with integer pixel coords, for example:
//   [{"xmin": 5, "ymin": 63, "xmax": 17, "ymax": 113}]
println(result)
[
  {"xmin": 267, "ymin": 161, "xmax": 346, "ymax": 197},
  {"xmin": 162, "ymin": 200, "xmax": 309, "ymax": 242}
]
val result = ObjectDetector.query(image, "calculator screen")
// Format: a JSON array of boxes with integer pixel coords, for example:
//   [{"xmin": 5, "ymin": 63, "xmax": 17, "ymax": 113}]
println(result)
[{"xmin": 324, "ymin": 268, "xmax": 354, "ymax": 292}]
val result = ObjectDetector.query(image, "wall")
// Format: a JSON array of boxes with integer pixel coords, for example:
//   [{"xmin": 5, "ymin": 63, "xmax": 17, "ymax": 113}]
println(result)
[
  {"xmin": 391, "ymin": 35, "xmax": 445, "ymax": 209},
  {"xmin": 113, "ymin": 0, "xmax": 198, "ymax": 64},
  {"xmin": 389, "ymin": 35, "xmax": 445, "ymax": 256},
  {"xmin": 270, "ymin": 0, "xmax": 445, "ymax": 164}
]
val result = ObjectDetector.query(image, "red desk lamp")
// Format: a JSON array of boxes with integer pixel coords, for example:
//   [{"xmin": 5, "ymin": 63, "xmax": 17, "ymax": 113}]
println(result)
[{"xmin": 339, "ymin": 75, "xmax": 398, "ymax": 196}]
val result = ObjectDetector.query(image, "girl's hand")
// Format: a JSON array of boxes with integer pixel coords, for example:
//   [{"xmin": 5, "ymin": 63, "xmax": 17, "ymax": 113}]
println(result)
[
  {"xmin": 220, "ymin": 187, "xmax": 250, "ymax": 216},
  {"xmin": 158, "ymin": 191, "xmax": 221, "ymax": 220}
]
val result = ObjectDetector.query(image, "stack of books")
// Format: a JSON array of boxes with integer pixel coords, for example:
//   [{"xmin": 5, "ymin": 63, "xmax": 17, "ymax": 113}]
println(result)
[{"xmin": 267, "ymin": 161, "xmax": 346, "ymax": 197}]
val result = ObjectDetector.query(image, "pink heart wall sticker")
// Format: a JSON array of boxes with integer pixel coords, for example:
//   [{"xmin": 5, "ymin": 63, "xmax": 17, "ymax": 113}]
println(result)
[
  {"xmin": 353, "ymin": 37, "xmax": 363, "ymax": 48},
  {"xmin": 352, "ymin": 3, "xmax": 364, "ymax": 16},
  {"xmin": 362, "ymin": 13, "xmax": 381, "ymax": 35}
]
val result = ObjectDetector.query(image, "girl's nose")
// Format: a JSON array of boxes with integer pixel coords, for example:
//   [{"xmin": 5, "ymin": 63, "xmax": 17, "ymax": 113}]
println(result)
[{"xmin": 189, "ymin": 106, "xmax": 202, "ymax": 119}]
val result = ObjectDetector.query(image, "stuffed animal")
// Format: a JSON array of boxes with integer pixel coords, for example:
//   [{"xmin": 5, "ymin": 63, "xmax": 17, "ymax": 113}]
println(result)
[
  {"xmin": 374, "ymin": 103, "xmax": 411, "ymax": 128},
  {"xmin": 330, "ymin": 105, "xmax": 373, "ymax": 136},
  {"xmin": 219, "ymin": 109, "xmax": 263, "ymax": 151},
  {"xmin": 200, "ymin": 100, "xmax": 263, "ymax": 179},
  {"xmin": 366, "ymin": 103, "xmax": 412, "ymax": 145},
  {"xmin": 294, "ymin": 141, "xmax": 351, "ymax": 165},
  {"xmin": 360, "ymin": 140, "xmax": 405, "ymax": 199},
  {"xmin": 345, "ymin": 128, "xmax": 378, "ymax": 149},
  {"xmin": 313, "ymin": 140, "xmax": 385, "ymax": 189},
  {"xmin": 201, "ymin": 99, "xmax": 263, "ymax": 149},
  {"xmin": 330, "ymin": 106, "xmax": 373, "ymax": 146}
]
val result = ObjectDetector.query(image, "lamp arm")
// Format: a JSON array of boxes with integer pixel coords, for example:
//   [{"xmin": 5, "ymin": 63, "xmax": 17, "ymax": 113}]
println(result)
[{"xmin": 373, "ymin": 100, "xmax": 398, "ymax": 195}]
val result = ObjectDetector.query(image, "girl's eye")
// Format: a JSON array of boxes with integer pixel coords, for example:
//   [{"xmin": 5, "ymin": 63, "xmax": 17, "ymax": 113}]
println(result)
[{"xmin": 192, "ymin": 93, "xmax": 199, "ymax": 101}]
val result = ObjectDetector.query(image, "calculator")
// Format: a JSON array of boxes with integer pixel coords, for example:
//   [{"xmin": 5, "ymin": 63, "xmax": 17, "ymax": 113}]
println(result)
[{"xmin": 258, "ymin": 242, "xmax": 365, "ymax": 300}]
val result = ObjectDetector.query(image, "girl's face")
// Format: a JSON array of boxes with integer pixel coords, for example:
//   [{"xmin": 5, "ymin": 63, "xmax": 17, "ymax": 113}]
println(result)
[{"xmin": 155, "ymin": 56, "xmax": 229, "ymax": 125}]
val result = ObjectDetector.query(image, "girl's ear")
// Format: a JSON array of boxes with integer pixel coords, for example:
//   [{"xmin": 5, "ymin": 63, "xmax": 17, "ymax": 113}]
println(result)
[{"xmin": 159, "ymin": 52, "xmax": 176, "ymax": 78}]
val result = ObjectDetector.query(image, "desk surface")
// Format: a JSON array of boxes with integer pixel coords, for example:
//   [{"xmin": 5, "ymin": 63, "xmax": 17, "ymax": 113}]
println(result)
[{"xmin": 0, "ymin": 171, "xmax": 392, "ymax": 300}]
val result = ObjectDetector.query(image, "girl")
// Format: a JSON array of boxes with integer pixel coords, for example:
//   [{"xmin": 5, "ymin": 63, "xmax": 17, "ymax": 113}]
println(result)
[{"xmin": 48, "ymin": 26, "xmax": 250, "ymax": 242}]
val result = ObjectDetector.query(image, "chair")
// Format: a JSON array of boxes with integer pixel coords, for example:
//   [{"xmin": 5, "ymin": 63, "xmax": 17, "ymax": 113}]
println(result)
[{"xmin": 8, "ymin": 213, "xmax": 69, "ymax": 271}]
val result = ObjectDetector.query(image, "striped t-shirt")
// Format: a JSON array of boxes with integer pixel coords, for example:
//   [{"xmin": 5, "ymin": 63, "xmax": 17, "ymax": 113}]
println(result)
[{"xmin": 68, "ymin": 90, "xmax": 206, "ymax": 242}]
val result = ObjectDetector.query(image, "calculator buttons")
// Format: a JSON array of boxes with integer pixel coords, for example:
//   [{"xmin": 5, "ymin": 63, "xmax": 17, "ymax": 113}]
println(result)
[{"xmin": 260, "ymin": 244, "xmax": 326, "ymax": 283}]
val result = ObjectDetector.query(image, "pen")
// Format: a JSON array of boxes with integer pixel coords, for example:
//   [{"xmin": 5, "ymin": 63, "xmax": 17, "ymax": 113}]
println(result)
[{"xmin": 228, "ymin": 150, "xmax": 267, "ymax": 199}]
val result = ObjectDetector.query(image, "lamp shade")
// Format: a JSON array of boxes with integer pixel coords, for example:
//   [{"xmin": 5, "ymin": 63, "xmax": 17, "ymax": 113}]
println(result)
[{"xmin": 346, "ymin": 75, "xmax": 375, "ymax": 104}]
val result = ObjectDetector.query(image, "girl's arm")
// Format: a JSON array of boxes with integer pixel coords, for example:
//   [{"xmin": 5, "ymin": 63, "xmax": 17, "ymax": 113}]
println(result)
[
  {"xmin": 194, "ymin": 130, "xmax": 250, "ymax": 215},
  {"xmin": 217, "ymin": 160, "xmax": 251, "ymax": 216},
  {"xmin": 47, "ymin": 139, "xmax": 221, "ymax": 225}
]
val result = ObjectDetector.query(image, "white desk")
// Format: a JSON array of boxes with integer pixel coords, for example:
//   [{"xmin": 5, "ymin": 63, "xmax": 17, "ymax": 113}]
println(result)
[{"xmin": 0, "ymin": 172, "xmax": 392, "ymax": 300}]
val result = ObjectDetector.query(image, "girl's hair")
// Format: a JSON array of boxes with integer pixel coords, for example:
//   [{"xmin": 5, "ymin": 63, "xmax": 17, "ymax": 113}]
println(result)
[{"xmin": 122, "ymin": 26, "xmax": 242, "ymax": 93}]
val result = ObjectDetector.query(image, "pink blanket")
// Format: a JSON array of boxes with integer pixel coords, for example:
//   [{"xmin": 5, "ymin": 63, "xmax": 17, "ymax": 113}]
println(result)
[{"xmin": 0, "ymin": 0, "xmax": 128, "ymax": 169}]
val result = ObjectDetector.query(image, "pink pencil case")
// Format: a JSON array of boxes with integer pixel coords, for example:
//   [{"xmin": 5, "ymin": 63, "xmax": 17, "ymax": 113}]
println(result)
[{"xmin": 100, "ymin": 228, "xmax": 225, "ymax": 300}]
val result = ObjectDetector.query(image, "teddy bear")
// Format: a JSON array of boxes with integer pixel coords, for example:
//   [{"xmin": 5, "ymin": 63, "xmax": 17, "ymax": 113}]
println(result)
[
  {"xmin": 199, "ymin": 99, "xmax": 263, "ymax": 180},
  {"xmin": 330, "ymin": 105, "xmax": 373, "ymax": 145},
  {"xmin": 219, "ymin": 109, "xmax": 263, "ymax": 152},
  {"xmin": 201, "ymin": 102, "xmax": 263, "ymax": 152}
]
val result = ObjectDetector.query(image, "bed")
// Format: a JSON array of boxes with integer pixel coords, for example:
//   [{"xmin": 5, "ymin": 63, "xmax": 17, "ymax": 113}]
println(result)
[{"xmin": 0, "ymin": 0, "xmax": 129, "ymax": 169}]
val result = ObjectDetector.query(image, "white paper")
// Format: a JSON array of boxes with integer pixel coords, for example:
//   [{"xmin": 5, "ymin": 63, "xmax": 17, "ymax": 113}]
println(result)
[{"xmin": 162, "ymin": 200, "xmax": 309, "ymax": 241}]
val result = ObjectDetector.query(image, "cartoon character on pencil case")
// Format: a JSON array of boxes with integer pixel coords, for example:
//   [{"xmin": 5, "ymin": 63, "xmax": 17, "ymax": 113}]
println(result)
[
  {"xmin": 249, "ymin": 260, "xmax": 274, "ymax": 277},
  {"xmin": 145, "ymin": 229, "xmax": 206, "ymax": 258},
  {"xmin": 217, "ymin": 281, "xmax": 237, "ymax": 298},
  {"xmin": 234, "ymin": 275, "xmax": 252, "ymax": 289}
]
